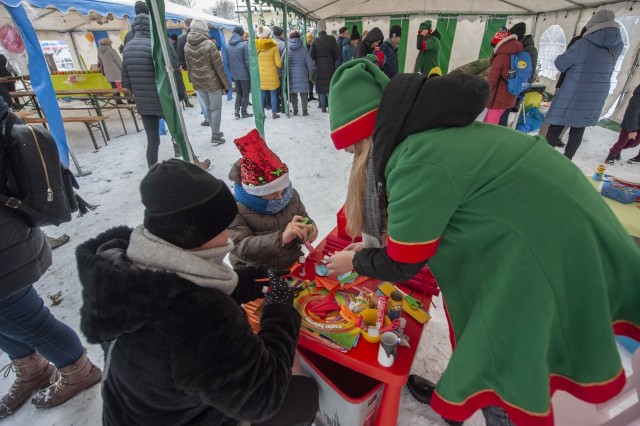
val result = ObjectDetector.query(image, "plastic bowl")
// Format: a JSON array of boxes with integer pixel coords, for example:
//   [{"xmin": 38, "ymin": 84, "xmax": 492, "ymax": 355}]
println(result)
[{"xmin": 359, "ymin": 309, "xmax": 391, "ymax": 343}]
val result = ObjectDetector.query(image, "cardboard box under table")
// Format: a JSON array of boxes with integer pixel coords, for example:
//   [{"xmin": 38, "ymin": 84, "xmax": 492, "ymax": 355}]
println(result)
[{"xmin": 292, "ymin": 227, "xmax": 434, "ymax": 426}]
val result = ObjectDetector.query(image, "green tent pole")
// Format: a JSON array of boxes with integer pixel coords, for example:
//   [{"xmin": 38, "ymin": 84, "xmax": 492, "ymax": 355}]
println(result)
[
  {"xmin": 245, "ymin": 0, "xmax": 265, "ymax": 137},
  {"xmin": 146, "ymin": 0, "xmax": 195, "ymax": 163},
  {"xmin": 281, "ymin": 4, "xmax": 290, "ymax": 117},
  {"xmin": 303, "ymin": 17, "xmax": 307, "ymax": 47}
]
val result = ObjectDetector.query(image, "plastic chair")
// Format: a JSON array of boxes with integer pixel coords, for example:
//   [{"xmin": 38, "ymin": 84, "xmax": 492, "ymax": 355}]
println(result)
[{"xmin": 551, "ymin": 348, "xmax": 640, "ymax": 426}]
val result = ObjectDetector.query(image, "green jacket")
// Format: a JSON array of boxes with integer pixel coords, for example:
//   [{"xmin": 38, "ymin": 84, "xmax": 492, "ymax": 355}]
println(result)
[
  {"xmin": 383, "ymin": 122, "xmax": 640, "ymax": 423},
  {"xmin": 184, "ymin": 29, "xmax": 229, "ymax": 93},
  {"xmin": 415, "ymin": 32, "xmax": 440, "ymax": 74}
]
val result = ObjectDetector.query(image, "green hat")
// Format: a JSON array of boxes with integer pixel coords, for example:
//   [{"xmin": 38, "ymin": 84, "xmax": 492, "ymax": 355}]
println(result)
[
  {"xmin": 419, "ymin": 20, "xmax": 432, "ymax": 30},
  {"xmin": 329, "ymin": 59, "xmax": 390, "ymax": 150}
]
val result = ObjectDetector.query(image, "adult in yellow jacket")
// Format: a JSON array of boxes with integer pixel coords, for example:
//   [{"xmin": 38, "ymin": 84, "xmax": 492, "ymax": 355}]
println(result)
[{"xmin": 255, "ymin": 26, "xmax": 282, "ymax": 119}]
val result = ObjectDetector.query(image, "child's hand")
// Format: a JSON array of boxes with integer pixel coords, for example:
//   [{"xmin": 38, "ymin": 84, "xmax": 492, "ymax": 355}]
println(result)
[
  {"xmin": 629, "ymin": 132, "xmax": 637, "ymax": 140},
  {"xmin": 282, "ymin": 215, "xmax": 308, "ymax": 244},
  {"xmin": 307, "ymin": 222, "xmax": 319, "ymax": 243}
]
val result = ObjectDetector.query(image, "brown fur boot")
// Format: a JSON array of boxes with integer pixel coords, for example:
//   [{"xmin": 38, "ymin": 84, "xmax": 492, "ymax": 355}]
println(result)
[
  {"xmin": 0, "ymin": 352, "xmax": 55, "ymax": 418},
  {"xmin": 31, "ymin": 349, "xmax": 101, "ymax": 409}
]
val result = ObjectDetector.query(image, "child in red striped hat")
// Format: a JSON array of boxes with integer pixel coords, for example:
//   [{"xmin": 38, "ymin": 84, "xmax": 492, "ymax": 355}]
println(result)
[{"xmin": 228, "ymin": 129, "xmax": 318, "ymax": 269}]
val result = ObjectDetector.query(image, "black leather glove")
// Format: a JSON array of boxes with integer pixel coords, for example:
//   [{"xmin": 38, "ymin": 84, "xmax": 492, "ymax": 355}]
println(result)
[{"xmin": 264, "ymin": 273, "xmax": 294, "ymax": 306}]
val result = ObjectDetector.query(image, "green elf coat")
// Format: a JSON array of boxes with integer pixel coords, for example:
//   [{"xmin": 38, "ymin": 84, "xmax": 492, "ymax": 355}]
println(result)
[
  {"xmin": 415, "ymin": 21, "xmax": 441, "ymax": 75},
  {"xmin": 353, "ymin": 73, "xmax": 640, "ymax": 425}
]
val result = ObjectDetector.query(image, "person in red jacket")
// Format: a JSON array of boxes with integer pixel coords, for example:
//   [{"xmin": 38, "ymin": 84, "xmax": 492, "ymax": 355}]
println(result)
[{"xmin": 484, "ymin": 28, "xmax": 523, "ymax": 124}]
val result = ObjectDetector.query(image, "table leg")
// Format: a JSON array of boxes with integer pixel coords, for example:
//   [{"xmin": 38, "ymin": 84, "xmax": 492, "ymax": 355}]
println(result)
[
  {"xmin": 375, "ymin": 383, "xmax": 402, "ymax": 426},
  {"xmin": 90, "ymin": 95, "xmax": 110, "ymax": 141}
]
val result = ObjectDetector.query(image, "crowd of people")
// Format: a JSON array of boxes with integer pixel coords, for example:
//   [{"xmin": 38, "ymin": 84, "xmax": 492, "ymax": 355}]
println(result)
[{"xmin": 1, "ymin": 4, "xmax": 639, "ymax": 426}]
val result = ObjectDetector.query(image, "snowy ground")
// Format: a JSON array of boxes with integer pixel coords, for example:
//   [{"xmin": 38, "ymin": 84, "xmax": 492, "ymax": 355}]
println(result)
[{"xmin": 1, "ymin": 96, "xmax": 638, "ymax": 426}]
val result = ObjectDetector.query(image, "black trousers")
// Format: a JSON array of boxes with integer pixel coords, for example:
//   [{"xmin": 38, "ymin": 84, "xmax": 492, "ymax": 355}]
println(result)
[
  {"xmin": 234, "ymin": 80, "xmax": 251, "ymax": 114},
  {"xmin": 140, "ymin": 115, "xmax": 161, "ymax": 168},
  {"xmin": 545, "ymin": 124, "xmax": 586, "ymax": 160},
  {"xmin": 252, "ymin": 375, "xmax": 318, "ymax": 426}
]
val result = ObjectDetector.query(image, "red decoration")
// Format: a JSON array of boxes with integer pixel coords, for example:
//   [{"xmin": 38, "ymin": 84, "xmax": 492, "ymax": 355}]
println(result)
[
  {"xmin": 234, "ymin": 129, "xmax": 288, "ymax": 187},
  {"xmin": 0, "ymin": 24, "xmax": 25, "ymax": 54}
]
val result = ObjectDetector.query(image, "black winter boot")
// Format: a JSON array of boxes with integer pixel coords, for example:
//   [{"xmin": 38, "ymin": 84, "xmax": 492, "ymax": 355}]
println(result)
[
  {"xmin": 629, "ymin": 153, "xmax": 640, "ymax": 163},
  {"xmin": 407, "ymin": 375, "xmax": 464, "ymax": 426}
]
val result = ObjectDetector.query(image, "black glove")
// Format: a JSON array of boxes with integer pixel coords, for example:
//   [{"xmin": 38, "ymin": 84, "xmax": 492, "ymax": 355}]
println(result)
[
  {"xmin": 230, "ymin": 266, "xmax": 269, "ymax": 304},
  {"xmin": 264, "ymin": 274, "xmax": 294, "ymax": 306}
]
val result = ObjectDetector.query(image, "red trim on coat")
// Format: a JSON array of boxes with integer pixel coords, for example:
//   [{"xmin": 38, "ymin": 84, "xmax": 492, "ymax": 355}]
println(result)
[
  {"xmin": 386, "ymin": 236, "xmax": 440, "ymax": 263},
  {"xmin": 330, "ymin": 109, "xmax": 378, "ymax": 150},
  {"xmin": 430, "ymin": 369, "xmax": 626, "ymax": 425},
  {"xmin": 613, "ymin": 320, "xmax": 640, "ymax": 341}
]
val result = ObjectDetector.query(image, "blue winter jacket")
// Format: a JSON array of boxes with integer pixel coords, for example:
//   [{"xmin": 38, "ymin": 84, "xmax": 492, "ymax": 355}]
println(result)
[
  {"xmin": 287, "ymin": 38, "xmax": 313, "ymax": 93},
  {"xmin": 225, "ymin": 32, "xmax": 250, "ymax": 81},
  {"xmin": 544, "ymin": 22, "xmax": 623, "ymax": 128},
  {"xmin": 342, "ymin": 39, "xmax": 355, "ymax": 64}
]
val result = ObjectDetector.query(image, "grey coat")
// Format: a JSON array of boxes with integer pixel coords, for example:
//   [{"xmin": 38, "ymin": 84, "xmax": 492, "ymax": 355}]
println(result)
[
  {"xmin": 287, "ymin": 38, "xmax": 313, "ymax": 93},
  {"xmin": 98, "ymin": 45, "xmax": 122, "ymax": 83},
  {"xmin": 310, "ymin": 33, "xmax": 340, "ymax": 93},
  {"xmin": 122, "ymin": 14, "xmax": 178, "ymax": 116},
  {"xmin": 0, "ymin": 145, "xmax": 51, "ymax": 299},
  {"xmin": 228, "ymin": 162, "xmax": 311, "ymax": 270},
  {"xmin": 184, "ymin": 29, "xmax": 229, "ymax": 93},
  {"xmin": 224, "ymin": 32, "xmax": 250, "ymax": 81},
  {"xmin": 544, "ymin": 22, "xmax": 623, "ymax": 128}
]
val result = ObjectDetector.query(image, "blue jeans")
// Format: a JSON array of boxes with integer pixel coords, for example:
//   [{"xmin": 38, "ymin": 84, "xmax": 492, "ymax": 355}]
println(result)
[
  {"xmin": 262, "ymin": 89, "xmax": 279, "ymax": 113},
  {"xmin": 319, "ymin": 93, "xmax": 328, "ymax": 108},
  {"xmin": 0, "ymin": 286, "xmax": 83, "ymax": 368},
  {"xmin": 196, "ymin": 92, "xmax": 207, "ymax": 119}
]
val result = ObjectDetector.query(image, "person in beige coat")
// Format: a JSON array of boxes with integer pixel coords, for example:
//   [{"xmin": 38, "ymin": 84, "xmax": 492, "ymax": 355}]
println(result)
[
  {"xmin": 228, "ymin": 130, "xmax": 318, "ymax": 269},
  {"xmin": 184, "ymin": 19, "xmax": 230, "ymax": 144},
  {"xmin": 255, "ymin": 26, "xmax": 282, "ymax": 119},
  {"xmin": 97, "ymin": 38, "xmax": 124, "ymax": 103}
]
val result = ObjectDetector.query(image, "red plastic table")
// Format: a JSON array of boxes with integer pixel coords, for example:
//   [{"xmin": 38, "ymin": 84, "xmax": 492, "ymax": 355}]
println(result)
[{"xmin": 293, "ymin": 227, "xmax": 432, "ymax": 426}]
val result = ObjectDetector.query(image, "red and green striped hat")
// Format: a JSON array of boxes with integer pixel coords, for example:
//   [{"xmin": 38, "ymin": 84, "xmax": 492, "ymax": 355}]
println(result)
[{"xmin": 329, "ymin": 59, "xmax": 390, "ymax": 150}]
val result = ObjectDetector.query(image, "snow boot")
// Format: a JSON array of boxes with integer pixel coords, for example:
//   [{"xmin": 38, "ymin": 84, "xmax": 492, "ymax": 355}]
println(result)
[
  {"xmin": 0, "ymin": 353, "xmax": 55, "ymax": 418},
  {"xmin": 241, "ymin": 112, "xmax": 253, "ymax": 119},
  {"xmin": 212, "ymin": 134, "xmax": 225, "ymax": 145},
  {"xmin": 629, "ymin": 153, "xmax": 640, "ymax": 164},
  {"xmin": 605, "ymin": 153, "xmax": 616, "ymax": 165},
  {"xmin": 235, "ymin": 109, "xmax": 241, "ymax": 119},
  {"xmin": 272, "ymin": 112, "xmax": 280, "ymax": 119},
  {"xmin": 406, "ymin": 375, "xmax": 463, "ymax": 426},
  {"xmin": 32, "ymin": 349, "xmax": 101, "ymax": 409}
]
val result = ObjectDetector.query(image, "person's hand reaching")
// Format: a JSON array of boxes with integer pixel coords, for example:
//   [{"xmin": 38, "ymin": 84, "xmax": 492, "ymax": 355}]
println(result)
[{"xmin": 282, "ymin": 215, "xmax": 311, "ymax": 245}]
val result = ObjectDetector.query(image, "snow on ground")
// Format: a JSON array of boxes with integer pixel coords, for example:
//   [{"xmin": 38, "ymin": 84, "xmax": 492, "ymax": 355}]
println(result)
[{"xmin": 1, "ymin": 97, "xmax": 638, "ymax": 426}]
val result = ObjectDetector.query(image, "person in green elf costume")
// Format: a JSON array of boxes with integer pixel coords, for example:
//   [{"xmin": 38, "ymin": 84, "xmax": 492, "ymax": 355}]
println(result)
[
  {"xmin": 414, "ymin": 20, "xmax": 441, "ymax": 75},
  {"xmin": 325, "ymin": 67, "xmax": 640, "ymax": 425}
]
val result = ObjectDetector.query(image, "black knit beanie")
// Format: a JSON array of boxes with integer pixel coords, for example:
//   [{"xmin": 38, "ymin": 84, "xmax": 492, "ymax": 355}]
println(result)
[
  {"xmin": 390, "ymin": 25, "xmax": 402, "ymax": 38},
  {"xmin": 233, "ymin": 25, "xmax": 244, "ymax": 36},
  {"xmin": 509, "ymin": 22, "xmax": 526, "ymax": 40},
  {"xmin": 134, "ymin": 1, "xmax": 148, "ymax": 15},
  {"xmin": 140, "ymin": 159, "xmax": 237, "ymax": 249},
  {"xmin": 350, "ymin": 25, "xmax": 360, "ymax": 40}
]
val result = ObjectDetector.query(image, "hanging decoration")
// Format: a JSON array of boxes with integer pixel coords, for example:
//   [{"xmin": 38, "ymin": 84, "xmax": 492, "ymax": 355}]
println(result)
[{"xmin": 0, "ymin": 24, "xmax": 25, "ymax": 54}]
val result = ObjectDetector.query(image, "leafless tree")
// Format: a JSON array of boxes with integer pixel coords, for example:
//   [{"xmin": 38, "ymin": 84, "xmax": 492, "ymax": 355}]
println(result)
[
  {"xmin": 169, "ymin": 0, "xmax": 196, "ymax": 8},
  {"xmin": 205, "ymin": 0, "xmax": 236, "ymax": 20}
]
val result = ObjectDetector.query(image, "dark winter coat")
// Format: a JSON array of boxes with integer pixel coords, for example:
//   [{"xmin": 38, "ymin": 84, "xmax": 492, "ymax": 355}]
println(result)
[
  {"xmin": 287, "ymin": 38, "xmax": 313, "ymax": 94},
  {"xmin": 545, "ymin": 22, "xmax": 623, "ymax": 128},
  {"xmin": 621, "ymin": 84, "xmax": 640, "ymax": 132},
  {"xmin": 77, "ymin": 226, "xmax": 301, "ymax": 426},
  {"xmin": 342, "ymin": 38, "xmax": 355, "ymax": 63},
  {"xmin": 335, "ymin": 36, "xmax": 348, "ymax": 67},
  {"xmin": 380, "ymin": 38, "xmax": 399, "ymax": 78},
  {"xmin": 177, "ymin": 31, "xmax": 188, "ymax": 69},
  {"xmin": 310, "ymin": 33, "xmax": 340, "ymax": 94},
  {"xmin": 122, "ymin": 14, "xmax": 177, "ymax": 116},
  {"xmin": 355, "ymin": 27, "xmax": 384, "ymax": 59},
  {"xmin": 487, "ymin": 35, "xmax": 523, "ymax": 110},
  {"xmin": 184, "ymin": 29, "xmax": 229, "ymax": 93},
  {"xmin": 0, "ymin": 114, "xmax": 51, "ymax": 299},
  {"xmin": 521, "ymin": 35, "xmax": 538, "ymax": 76},
  {"xmin": 97, "ymin": 45, "xmax": 122, "ymax": 83},
  {"xmin": 228, "ymin": 162, "xmax": 311, "ymax": 270},
  {"xmin": 224, "ymin": 32, "xmax": 250, "ymax": 81}
]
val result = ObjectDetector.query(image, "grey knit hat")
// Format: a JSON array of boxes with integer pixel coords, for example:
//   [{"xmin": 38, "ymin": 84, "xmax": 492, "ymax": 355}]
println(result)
[{"xmin": 586, "ymin": 9, "xmax": 615, "ymax": 29}]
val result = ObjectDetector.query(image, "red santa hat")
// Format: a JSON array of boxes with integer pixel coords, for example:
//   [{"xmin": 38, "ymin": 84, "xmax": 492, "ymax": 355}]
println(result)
[{"xmin": 233, "ymin": 129, "xmax": 290, "ymax": 196}]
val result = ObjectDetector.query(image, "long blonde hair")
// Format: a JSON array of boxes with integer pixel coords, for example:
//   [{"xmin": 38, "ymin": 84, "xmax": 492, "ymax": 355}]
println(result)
[{"xmin": 345, "ymin": 137, "xmax": 372, "ymax": 239}]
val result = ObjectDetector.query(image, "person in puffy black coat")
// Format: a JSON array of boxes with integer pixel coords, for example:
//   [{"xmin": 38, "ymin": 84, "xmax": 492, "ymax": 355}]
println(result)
[
  {"xmin": 355, "ymin": 27, "xmax": 384, "ymax": 59},
  {"xmin": 0, "ymin": 101, "xmax": 101, "ymax": 419},
  {"xmin": 78, "ymin": 159, "xmax": 318, "ymax": 426},
  {"xmin": 122, "ymin": 11, "xmax": 179, "ymax": 167},
  {"xmin": 310, "ymin": 31, "xmax": 340, "ymax": 112}
]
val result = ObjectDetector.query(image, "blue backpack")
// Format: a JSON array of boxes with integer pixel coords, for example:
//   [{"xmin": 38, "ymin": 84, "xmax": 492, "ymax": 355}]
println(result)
[{"xmin": 506, "ymin": 51, "xmax": 532, "ymax": 96}]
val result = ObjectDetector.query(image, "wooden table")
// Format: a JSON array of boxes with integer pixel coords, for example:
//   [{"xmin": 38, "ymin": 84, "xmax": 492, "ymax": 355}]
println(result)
[{"xmin": 292, "ymin": 227, "xmax": 432, "ymax": 426}]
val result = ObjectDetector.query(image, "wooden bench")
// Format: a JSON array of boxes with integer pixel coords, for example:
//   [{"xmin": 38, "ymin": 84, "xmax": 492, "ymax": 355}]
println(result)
[
  {"xmin": 23, "ymin": 115, "xmax": 108, "ymax": 152},
  {"xmin": 59, "ymin": 101, "xmax": 140, "ymax": 134}
]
